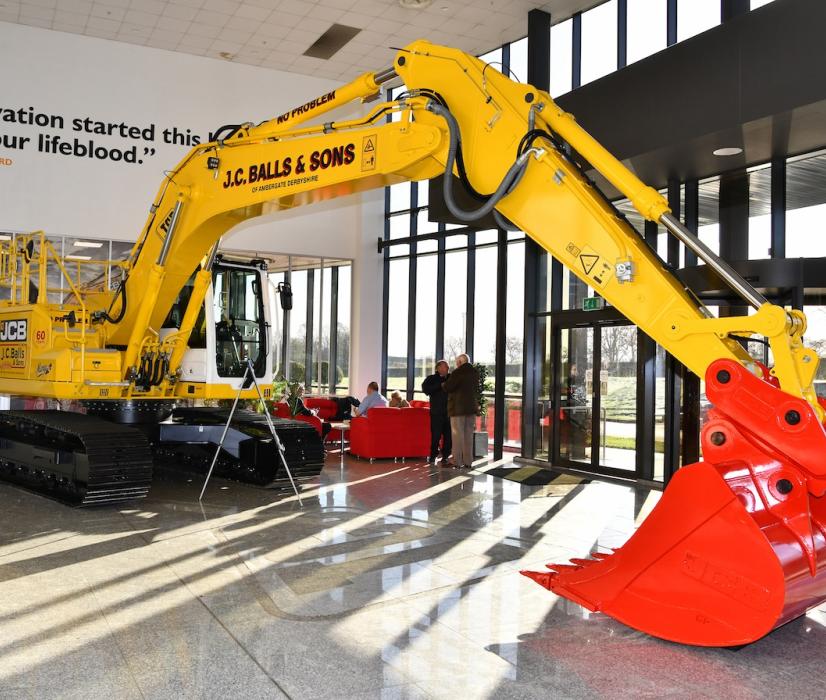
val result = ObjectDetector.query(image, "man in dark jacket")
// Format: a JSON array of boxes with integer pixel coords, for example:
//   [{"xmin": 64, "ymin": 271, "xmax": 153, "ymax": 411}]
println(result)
[
  {"xmin": 442, "ymin": 354, "xmax": 479, "ymax": 468},
  {"xmin": 422, "ymin": 360, "xmax": 451, "ymax": 463}
]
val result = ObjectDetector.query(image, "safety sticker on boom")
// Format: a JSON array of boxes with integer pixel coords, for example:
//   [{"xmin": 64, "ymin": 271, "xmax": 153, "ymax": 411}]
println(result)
[
  {"xmin": 565, "ymin": 242, "xmax": 613, "ymax": 289},
  {"xmin": 361, "ymin": 134, "xmax": 376, "ymax": 171}
]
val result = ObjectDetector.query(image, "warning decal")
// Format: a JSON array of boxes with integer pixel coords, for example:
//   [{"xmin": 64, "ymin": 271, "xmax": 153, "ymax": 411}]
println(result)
[
  {"xmin": 580, "ymin": 254, "xmax": 599, "ymax": 275},
  {"xmin": 361, "ymin": 134, "xmax": 377, "ymax": 171},
  {"xmin": 566, "ymin": 243, "xmax": 613, "ymax": 289}
]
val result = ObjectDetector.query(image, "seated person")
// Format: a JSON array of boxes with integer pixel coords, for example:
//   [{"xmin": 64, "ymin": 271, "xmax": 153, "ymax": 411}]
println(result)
[
  {"xmin": 333, "ymin": 395, "xmax": 360, "ymax": 420},
  {"xmin": 352, "ymin": 381, "xmax": 388, "ymax": 417},
  {"xmin": 289, "ymin": 384, "xmax": 332, "ymax": 439},
  {"xmin": 388, "ymin": 391, "xmax": 410, "ymax": 408}
]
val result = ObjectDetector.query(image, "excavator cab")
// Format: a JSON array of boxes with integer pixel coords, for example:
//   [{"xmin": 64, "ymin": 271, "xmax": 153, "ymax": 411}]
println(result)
[{"xmin": 161, "ymin": 258, "xmax": 272, "ymax": 392}]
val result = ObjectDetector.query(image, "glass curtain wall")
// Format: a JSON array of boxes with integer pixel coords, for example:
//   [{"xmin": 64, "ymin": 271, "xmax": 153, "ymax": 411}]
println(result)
[
  {"xmin": 268, "ymin": 255, "xmax": 352, "ymax": 395},
  {"xmin": 381, "ymin": 0, "xmax": 781, "ymax": 463}
]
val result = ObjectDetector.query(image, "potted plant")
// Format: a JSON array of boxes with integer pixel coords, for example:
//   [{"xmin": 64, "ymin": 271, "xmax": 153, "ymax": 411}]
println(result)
[{"xmin": 473, "ymin": 364, "xmax": 493, "ymax": 458}]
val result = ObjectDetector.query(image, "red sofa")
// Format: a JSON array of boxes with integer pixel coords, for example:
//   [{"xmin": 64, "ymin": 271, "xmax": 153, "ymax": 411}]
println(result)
[
  {"xmin": 304, "ymin": 397, "xmax": 338, "ymax": 420},
  {"xmin": 348, "ymin": 406, "xmax": 430, "ymax": 460}
]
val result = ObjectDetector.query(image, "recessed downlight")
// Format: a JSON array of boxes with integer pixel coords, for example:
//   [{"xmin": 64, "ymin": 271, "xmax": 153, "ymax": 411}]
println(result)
[{"xmin": 713, "ymin": 147, "xmax": 743, "ymax": 156}]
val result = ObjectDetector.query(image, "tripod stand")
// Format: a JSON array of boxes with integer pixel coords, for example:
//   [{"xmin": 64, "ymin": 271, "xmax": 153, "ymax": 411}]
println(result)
[{"xmin": 198, "ymin": 356, "xmax": 303, "ymax": 506}]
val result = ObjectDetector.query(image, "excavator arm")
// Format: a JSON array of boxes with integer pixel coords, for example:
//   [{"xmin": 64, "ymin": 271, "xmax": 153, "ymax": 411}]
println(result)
[
  {"xmin": 97, "ymin": 41, "xmax": 818, "ymax": 417},
  {"xmin": 15, "ymin": 41, "xmax": 826, "ymax": 645}
]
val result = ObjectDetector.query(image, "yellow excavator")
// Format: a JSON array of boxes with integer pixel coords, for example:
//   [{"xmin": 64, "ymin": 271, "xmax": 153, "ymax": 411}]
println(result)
[{"xmin": 2, "ymin": 41, "xmax": 826, "ymax": 647}]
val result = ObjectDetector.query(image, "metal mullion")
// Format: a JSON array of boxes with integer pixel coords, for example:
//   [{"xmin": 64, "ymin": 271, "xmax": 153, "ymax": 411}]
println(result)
[
  {"xmin": 522, "ymin": 7, "xmax": 550, "ymax": 459},
  {"xmin": 435, "ymin": 226, "xmax": 446, "ymax": 360},
  {"xmin": 282, "ymin": 265, "xmax": 291, "ymax": 380},
  {"xmin": 550, "ymin": 319, "xmax": 562, "ymax": 464},
  {"xmin": 501, "ymin": 41, "xmax": 510, "ymax": 78},
  {"xmin": 635, "ymin": 328, "xmax": 656, "ymax": 480},
  {"xmin": 493, "ymin": 229, "xmax": 508, "ymax": 461},
  {"xmin": 572, "ymin": 12, "xmax": 582, "ymax": 89},
  {"xmin": 406, "ymin": 182, "xmax": 418, "ymax": 400},
  {"xmin": 406, "ymin": 250, "xmax": 417, "ymax": 400},
  {"xmin": 466, "ymin": 231, "xmax": 476, "ymax": 358},
  {"xmin": 682, "ymin": 180, "xmax": 701, "ymax": 465},
  {"xmin": 617, "ymin": 0, "xmax": 627, "ymax": 69},
  {"xmin": 667, "ymin": 0, "xmax": 677, "ymax": 46},
  {"xmin": 317, "ymin": 258, "xmax": 325, "ymax": 393},
  {"xmin": 684, "ymin": 179, "xmax": 699, "ymax": 267},
  {"xmin": 667, "ymin": 179, "xmax": 681, "ymax": 267},
  {"xmin": 591, "ymin": 325, "xmax": 602, "ymax": 472},
  {"xmin": 771, "ymin": 156, "xmax": 786, "ymax": 259},
  {"xmin": 722, "ymin": 0, "xmax": 749, "ymax": 21},
  {"xmin": 380, "ymin": 188, "xmax": 391, "ymax": 392},
  {"xmin": 329, "ymin": 266, "xmax": 339, "ymax": 394},
  {"xmin": 663, "ymin": 353, "xmax": 682, "ymax": 482},
  {"xmin": 305, "ymin": 269, "xmax": 314, "ymax": 389}
]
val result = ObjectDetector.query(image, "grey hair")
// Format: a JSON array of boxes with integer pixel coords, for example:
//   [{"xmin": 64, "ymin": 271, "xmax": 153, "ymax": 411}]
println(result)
[{"xmin": 457, "ymin": 353, "xmax": 470, "ymax": 364}]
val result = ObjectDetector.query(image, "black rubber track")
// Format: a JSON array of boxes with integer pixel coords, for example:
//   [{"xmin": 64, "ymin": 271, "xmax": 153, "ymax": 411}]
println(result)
[
  {"xmin": 154, "ymin": 407, "xmax": 325, "ymax": 487},
  {"xmin": 0, "ymin": 410, "xmax": 153, "ymax": 506}
]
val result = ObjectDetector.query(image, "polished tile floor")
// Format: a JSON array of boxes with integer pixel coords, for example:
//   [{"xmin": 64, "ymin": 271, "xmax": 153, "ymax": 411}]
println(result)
[{"xmin": 1, "ymin": 454, "xmax": 825, "ymax": 699}]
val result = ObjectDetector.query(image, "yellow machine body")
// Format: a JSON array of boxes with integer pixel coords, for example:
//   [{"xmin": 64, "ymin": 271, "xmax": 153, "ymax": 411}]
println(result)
[
  {"xmin": 1, "ymin": 41, "xmax": 816, "ymax": 416},
  {"xmin": 6, "ymin": 41, "xmax": 826, "ymax": 644}
]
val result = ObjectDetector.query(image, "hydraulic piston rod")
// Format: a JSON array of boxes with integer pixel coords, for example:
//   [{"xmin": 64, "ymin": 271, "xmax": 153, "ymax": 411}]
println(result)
[{"xmin": 660, "ymin": 212, "xmax": 767, "ymax": 310}]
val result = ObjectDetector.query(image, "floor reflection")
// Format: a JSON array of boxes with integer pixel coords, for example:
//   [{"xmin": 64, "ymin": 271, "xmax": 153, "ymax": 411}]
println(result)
[{"xmin": 0, "ymin": 455, "xmax": 820, "ymax": 699}]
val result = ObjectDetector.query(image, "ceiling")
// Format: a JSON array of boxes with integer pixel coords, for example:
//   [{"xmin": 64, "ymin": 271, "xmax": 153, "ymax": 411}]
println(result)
[{"xmin": 0, "ymin": 0, "xmax": 603, "ymax": 82}]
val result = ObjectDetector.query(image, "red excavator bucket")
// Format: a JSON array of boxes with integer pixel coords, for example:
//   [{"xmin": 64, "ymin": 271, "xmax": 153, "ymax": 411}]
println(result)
[{"xmin": 522, "ymin": 359, "xmax": 826, "ymax": 647}]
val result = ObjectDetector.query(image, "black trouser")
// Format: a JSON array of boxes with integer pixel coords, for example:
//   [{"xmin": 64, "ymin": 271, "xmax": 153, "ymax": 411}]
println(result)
[{"xmin": 430, "ymin": 411, "xmax": 452, "ymax": 460}]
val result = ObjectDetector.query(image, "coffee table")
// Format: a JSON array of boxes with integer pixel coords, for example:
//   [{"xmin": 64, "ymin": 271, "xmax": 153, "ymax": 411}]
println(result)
[{"xmin": 329, "ymin": 420, "xmax": 350, "ymax": 467}]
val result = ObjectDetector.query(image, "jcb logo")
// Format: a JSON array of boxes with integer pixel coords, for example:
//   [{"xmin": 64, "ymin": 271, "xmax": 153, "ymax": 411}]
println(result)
[
  {"xmin": 157, "ymin": 208, "xmax": 175, "ymax": 235},
  {"xmin": 0, "ymin": 320, "xmax": 27, "ymax": 342}
]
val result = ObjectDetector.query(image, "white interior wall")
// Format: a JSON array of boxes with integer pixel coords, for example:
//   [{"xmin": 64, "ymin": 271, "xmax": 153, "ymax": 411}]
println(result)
[{"xmin": 0, "ymin": 22, "xmax": 386, "ymax": 394}]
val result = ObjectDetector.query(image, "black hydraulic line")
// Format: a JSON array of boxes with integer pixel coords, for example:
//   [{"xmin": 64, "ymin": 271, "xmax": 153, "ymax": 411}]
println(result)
[{"xmin": 426, "ymin": 101, "xmax": 531, "ymax": 224}]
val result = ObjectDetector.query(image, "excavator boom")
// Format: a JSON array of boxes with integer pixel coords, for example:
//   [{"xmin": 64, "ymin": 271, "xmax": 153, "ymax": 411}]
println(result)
[{"xmin": 3, "ymin": 40, "xmax": 826, "ymax": 645}]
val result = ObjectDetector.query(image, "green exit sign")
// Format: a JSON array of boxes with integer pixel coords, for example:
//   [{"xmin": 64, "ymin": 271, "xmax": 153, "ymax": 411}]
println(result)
[{"xmin": 582, "ymin": 297, "xmax": 605, "ymax": 311}]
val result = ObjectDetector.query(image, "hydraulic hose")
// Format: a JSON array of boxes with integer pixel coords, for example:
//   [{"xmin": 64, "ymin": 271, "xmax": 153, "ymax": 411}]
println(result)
[{"xmin": 426, "ymin": 101, "xmax": 536, "ymax": 224}]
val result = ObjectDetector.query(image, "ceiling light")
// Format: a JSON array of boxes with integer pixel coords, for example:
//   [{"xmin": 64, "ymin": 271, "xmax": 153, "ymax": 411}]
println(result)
[
  {"xmin": 65, "ymin": 254, "xmax": 92, "ymax": 261},
  {"xmin": 74, "ymin": 240, "xmax": 103, "ymax": 248},
  {"xmin": 399, "ymin": 0, "xmax": 433, "ymax": 8},
  {"xmin": 713, "ymin": 147, "xmax": 743, "ymax": 156},
  {"xmin": 0, "ymin": 235, "xmax": 10, "ymax": 241}
]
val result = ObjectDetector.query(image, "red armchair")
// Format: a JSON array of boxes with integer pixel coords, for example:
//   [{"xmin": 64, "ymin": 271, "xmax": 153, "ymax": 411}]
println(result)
[
  {"xmin": 271, "ymin": 402, "xmax": 324, "ymax": 436},
  {"xmin": 304, "ymin": 397, "xmax": 347, "ymax": 443},
  {"xmin": 348, "ymin": 407, "xmax": 430, "ymax": 460}
]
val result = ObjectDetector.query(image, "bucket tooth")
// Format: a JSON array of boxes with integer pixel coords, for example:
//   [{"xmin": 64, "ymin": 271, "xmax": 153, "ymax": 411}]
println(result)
[
  {"xmin": 520, "ymin": 569, "xmax": 556, "ymax": 589},
  {"xmin": 544, "ymin": 563, "xmax": 581, "ymax": 572}
]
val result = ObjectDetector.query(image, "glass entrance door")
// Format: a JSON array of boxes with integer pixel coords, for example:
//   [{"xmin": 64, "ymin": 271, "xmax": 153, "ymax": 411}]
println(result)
[
  {"xmin": 599, "ymin": 325, "xmax": 637, "ymax": 472},
  {"xmin": 552, "ymin": 321, "xmax": 638, "ymax": 476},
  {"xmin": 558, "ymin": 327, "xmax": 594, "ymax": 466}
]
